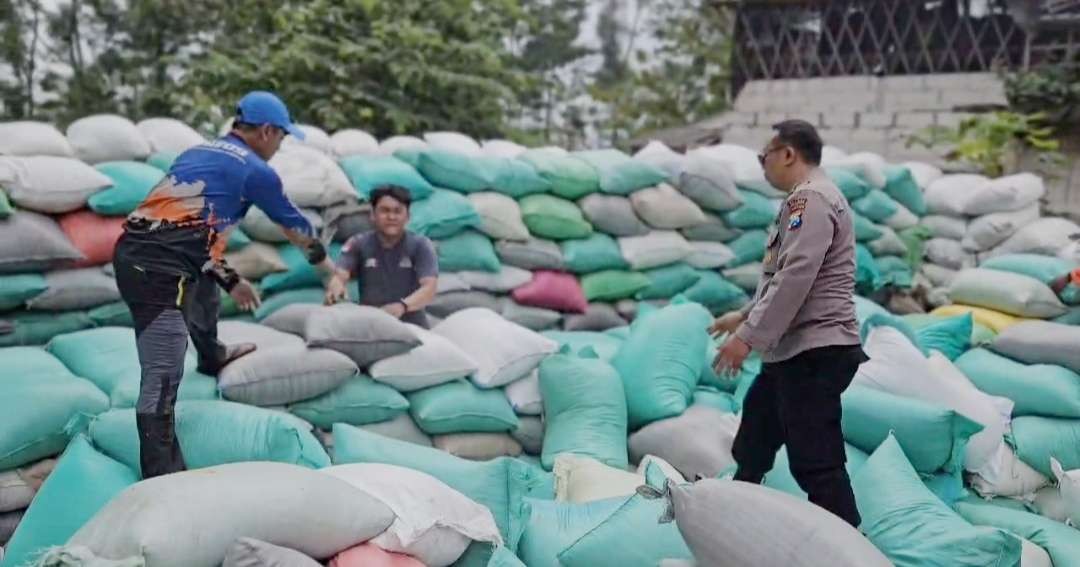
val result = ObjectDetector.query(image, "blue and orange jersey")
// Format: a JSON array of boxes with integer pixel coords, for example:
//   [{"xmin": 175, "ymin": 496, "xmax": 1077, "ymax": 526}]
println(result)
[{"xmin": 119, "ymin": 134, "xmax": 314, "ymax": 278}]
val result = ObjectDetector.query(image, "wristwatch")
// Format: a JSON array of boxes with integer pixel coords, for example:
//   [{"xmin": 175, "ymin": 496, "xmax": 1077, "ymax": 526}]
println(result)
[{"xmin": 398, "ymin": 299, "xmax": 409, "ymax": 312}]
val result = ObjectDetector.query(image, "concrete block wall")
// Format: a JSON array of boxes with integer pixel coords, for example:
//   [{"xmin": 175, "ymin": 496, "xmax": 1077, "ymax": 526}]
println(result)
[
  {"xmin": 697, "ymin": 72, "xmax": 1077, "ymax": 220},
  {"xmin": 703, "ymin": 72, "xmax": 1008, "ymax": 164}
]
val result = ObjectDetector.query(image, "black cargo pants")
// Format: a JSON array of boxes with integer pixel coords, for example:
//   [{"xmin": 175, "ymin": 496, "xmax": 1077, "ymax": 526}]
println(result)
[
  {"xmin": 731, "ymin": 344, "xmax": 867, "ymax": 527},
  {"xmin": 113, "ymin": 243, "xmax": 227, "ymax": 479}
]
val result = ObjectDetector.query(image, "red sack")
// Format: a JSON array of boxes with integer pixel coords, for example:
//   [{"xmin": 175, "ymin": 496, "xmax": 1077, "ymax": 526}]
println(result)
[
  {"xmin": 511, "ymin": 270, "xmax": 588, "ymax": 313},
  {"xmin": 59, "ymin": 209, "xmax": 124, "ymax": 267},
  {"xmin": 329, "ymin": 543, "xmax": 427, "ymax": 567}
]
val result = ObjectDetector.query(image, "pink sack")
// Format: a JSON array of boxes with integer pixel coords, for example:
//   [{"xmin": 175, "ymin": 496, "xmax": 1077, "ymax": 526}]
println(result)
[
  {"xmin": 511, "ymin": 270, "xmax": 588, "ymax": 314},
  {"xmin": 330, "ymin": 543, "xmax": 427, "ymax": 567},
  {"xmin": 59, "ymin": 209, "xmax": 125, "ymax": 267}
]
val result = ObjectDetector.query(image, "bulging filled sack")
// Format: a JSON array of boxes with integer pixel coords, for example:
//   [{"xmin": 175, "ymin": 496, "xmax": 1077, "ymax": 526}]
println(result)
[
  {"xmin": 41, "ymin": 462, "xmax": 394, "ymax": 567},
  {"xmin": 0, "ymin": 156, "xmax": 113, "ymax": 214},
  {"xmin": 369, "ymin": 325, "xmax": 478, "ymax": 392},
  {"xmin": 432, "ymin": 308, "xmax": 558, "ymax": 388},
  {"xmin": 630, "ymin": 183, "xmax": 707, "ymax": 229},
  {"xmin": 269, "ymin": 145, "xmax": 355, "ymax": 207},
  {"xmin": 640, "ymin": 478, "xmax": 891, "ymax": 567},
  {"xmin": 338, "ymin": 155, "xmax": 433, "ymax": 201},
  {"xmin": 854, "ymin": 326, "xmax": 1008, "ymax": 471},
  {"xmin": 577, "ymin": 194, "xmax": 649, "ymax": 237},
  {"xmin": 619, "ymin": 231, "xmax": 693, "ymax": 270},
  {"xmin": 1, "ymin": 436, "xmax": 137, "ymax": 567},
  {"xmin": 573, "ymin": 149, "xmax": 667, "ymax": 195},
  {"xmin": 0, "ymin": 121, "xmax": 74, "ymax": 157},
  {"xmin": 135, "ymin": 118, "xmax": 205, "ymax": 154},
  {"xmin": 65, "ymin": 114, "xmax": 151, "ymax": 163},
  {"xmin": 613, "ymin": 301, "xmax": 709, "ymax": 428},
  {"xmin": 58, "ymin": 211, "xmax": 125, "ymax": 267},
  {"xmin": 989, "ymin": 320, "xmax": 1080, "ymax": 374},
  {"xmin": 27, "ymin": 268, "xmax": 119, "ymax": 312},
  {"xmin": 0, "ymin": 211, "xmax": 85, "ymax": 272},
  {"xmin": 0, "ymin": 348, "xmax": 109, "ymax": 470},
  {"xmin": 330, "ymin": 129, "xmax": 379, "ymax": 158},
  {"xmin": 963, "ymin": 204, "xmax": 1040, "ymax": 252},
  {"xmin": 851, "ymin": 435, "xmax": 1022, "ymax": 567},
  {"xmin": 948, "ymin": 268, "xmax": 1066, "ymax": 318},
  {"xmin": 629, "ymin": 406, "xmax": 739, "ymax": 481},
  {"xmin": 304, "ymin": 304, "xmax": 421, "ymax": 367},
  {"xmin": 332, "ymin": 423, "xmax": 549, "ymax": 551},
  {"xmin": 468, "ymin": 192, "xmax": 529, "ymax": 241},
  {"xmin": 89, "ymin": 401, "xmax": 331, "ymax": 475},
  {"xmin": 322, "ymin": 463, "xmax": 502, "ymax": 567},
  {"xmin": 407, "ymin": 379, "xmax": 519, "ymax": 435},
  {"xmin": 540, "ymin": 346, "xmax": 627, "ymax": 471},
  {"xmin": 989, "ymin": 217, "xmax": 1080, "ymax": 258},
  {"xmin": 677, "ymin": 147, "xmax": 742, "ymax": 212},
  {"xmin": 633, "ymin": 140, "xmax": 685, "ymax": 183},
  {"xmin": 217, "ymin": 321, "xmax": 358, "ymax": 406}
]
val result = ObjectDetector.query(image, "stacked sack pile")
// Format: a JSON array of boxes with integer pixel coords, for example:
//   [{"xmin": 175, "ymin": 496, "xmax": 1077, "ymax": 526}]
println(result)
[{"xmin": 1, "ymin": 115, "xmax": 1079, "ymax": 567}]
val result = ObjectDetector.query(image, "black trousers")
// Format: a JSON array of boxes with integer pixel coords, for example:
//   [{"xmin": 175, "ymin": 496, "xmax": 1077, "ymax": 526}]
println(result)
[
  {"xmin": 114, "ymin": 247, "xmax": 226, "ymax": 478},
  {"xmin": 732, "ymin": 344, "xmax": 867, "ymax": 527}
]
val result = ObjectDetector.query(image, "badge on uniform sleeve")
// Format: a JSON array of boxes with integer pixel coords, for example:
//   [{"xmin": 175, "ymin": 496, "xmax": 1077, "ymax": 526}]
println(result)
[{"xmin": 786, "ymin": 196, "xmax": 807, "ymax": 231}]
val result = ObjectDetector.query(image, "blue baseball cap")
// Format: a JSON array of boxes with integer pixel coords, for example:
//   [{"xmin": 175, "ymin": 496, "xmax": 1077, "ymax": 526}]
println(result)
[{"xmin": 235, "ymin": 91, "xmax": 306, "ymax": 140}]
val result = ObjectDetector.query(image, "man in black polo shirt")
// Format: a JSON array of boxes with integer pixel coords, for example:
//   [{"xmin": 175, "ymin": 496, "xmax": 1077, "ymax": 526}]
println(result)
[{"xmin": 325, "ymin": 186, "xmax": 439, "ymax": 327}]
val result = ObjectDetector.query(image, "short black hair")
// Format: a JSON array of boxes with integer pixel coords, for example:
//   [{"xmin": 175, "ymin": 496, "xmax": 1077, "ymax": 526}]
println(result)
[
  {"xmin": 370, "ymin": 185, "xmax": 412, "ymax": 209},
  {"xmin": 772, "ymin": 119, "xmax": 823, "ymax": 165}
]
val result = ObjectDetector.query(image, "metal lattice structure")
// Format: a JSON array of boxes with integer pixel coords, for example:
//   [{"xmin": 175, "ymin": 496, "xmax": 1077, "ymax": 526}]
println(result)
[{"xmin": 724, "ymin": 0, "xmax": 1080, "ymax": 94}]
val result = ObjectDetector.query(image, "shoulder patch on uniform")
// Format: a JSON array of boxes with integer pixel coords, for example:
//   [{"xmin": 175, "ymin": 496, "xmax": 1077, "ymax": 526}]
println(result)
[
  {"xmin": 788, "ymin": 212, "xmax": 803, "ymax": 231},
  {"xmin": 786, "ymin": 196, "xmax": 807, "ymax": 231}
]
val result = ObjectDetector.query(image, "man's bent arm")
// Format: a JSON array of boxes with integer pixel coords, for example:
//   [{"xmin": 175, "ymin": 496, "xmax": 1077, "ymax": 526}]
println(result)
[{"xmin": 402, "ymin": 277, "xmax": 437, "ymax": 312}]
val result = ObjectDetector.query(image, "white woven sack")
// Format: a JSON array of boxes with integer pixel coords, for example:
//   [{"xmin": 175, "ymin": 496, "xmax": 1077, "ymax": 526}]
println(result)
[
  {"xmin": 619, "ymin": 231, "xmax": 693, "ymax": 270},
  {"xmin": 322, "ymin": 463, "xmax": 502, "ymax": 567},
  {"xmin": 66, "ymin": 114, "xmax": 151, "ymax": 163},
  {"xmin": 268, "ymin": 145, "xmax": 354, "ymax": 207},
  {"xmin": 330, "ymin": 129, "xmax": 379, "ymax": 158},
  {"xmin": 481, "ymin": 140, "xmax": 527, "ymax": 158},
  {"xmin": 424, "ymin": 132, "xmax": 482, "ymax": 156},
  {"xmin": 136, "ymin": 118, "xmax": 206, "ymax": 154},
  {"xmin": 432, "ymin": 308, "xmax": 558, "ymax": 388},
  {"xmin": 0, "ymin": 156, "xmax": 112, "ymax": 213},
  {"xmin": 379, "ymin": 136, "xmax": 428, "ymax": 156},
  {"xmin": 0, "ymin": 121, "xmax": 74, "ymax": 157}
]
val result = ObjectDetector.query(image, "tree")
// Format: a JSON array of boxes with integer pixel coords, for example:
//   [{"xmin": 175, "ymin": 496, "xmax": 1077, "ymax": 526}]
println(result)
[
  {"xmin": 588, "ymin": 0, "xmax": 734, "ymax": 147},
  {"xmin": 169, "ymin": 0, "xmax": 532, "ymax": 138},
  {"xmin": 512, "ymin": 0, "xmax": 591, "ymax": 144},
  {"xmin": 0, "ymin": 0, "xmax": 45, "ymax": 118}
]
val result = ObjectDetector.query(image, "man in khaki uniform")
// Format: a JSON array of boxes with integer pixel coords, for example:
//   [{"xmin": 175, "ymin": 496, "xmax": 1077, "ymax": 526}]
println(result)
[{"xmin": 711, "ymin": 119, "xmax": 866, "ymax": 527}]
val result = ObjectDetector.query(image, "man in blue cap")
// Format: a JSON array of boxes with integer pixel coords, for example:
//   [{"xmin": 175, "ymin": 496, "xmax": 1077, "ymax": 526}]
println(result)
[{"xmin": 113, "ymin": 91, "xmax": 335, "ymax": 478}]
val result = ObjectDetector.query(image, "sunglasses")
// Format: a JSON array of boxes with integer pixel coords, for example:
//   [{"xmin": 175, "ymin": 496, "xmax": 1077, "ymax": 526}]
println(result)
[{"xmin": 758, "ymin": 145, "xmax": 785, "ymax": 166}]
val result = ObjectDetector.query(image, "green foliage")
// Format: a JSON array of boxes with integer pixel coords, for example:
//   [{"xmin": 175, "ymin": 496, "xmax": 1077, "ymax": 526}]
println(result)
[
  {"xmin": 589, "ymin": 0, "xmax": 733, "ymax": 146},
  {"xmin": 907, "ymin": 111, "xmax": 1063, "ymax": 178},
  {"xmin": 0, "ymin": 0, "xmax": 735, "ymax": 146},
  {"xmin": 512, "ymin": 0, "xmax": 592, "ymax": 145},
  {"xmin": 0, "ymin": 0, "xmax": 44, "ymax": 119},
  {"xmin": 178, "ymin": 0, "xmax": 528, "ymax": 138},
  {"xmin": 1003, "ymin": 64, "xmax": 1080, "ymax": 125}
]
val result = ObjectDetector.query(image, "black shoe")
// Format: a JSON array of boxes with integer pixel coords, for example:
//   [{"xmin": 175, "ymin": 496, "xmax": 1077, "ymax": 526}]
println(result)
[{"xmin": 196, "ymin": 342, "xmax": 257, "ymax": 375}]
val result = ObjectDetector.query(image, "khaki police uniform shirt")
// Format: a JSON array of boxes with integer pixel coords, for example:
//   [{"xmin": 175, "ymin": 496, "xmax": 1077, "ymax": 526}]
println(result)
[{"xmin": 734, "ymin": 168, "xmax": 861, "ymax": 363}]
